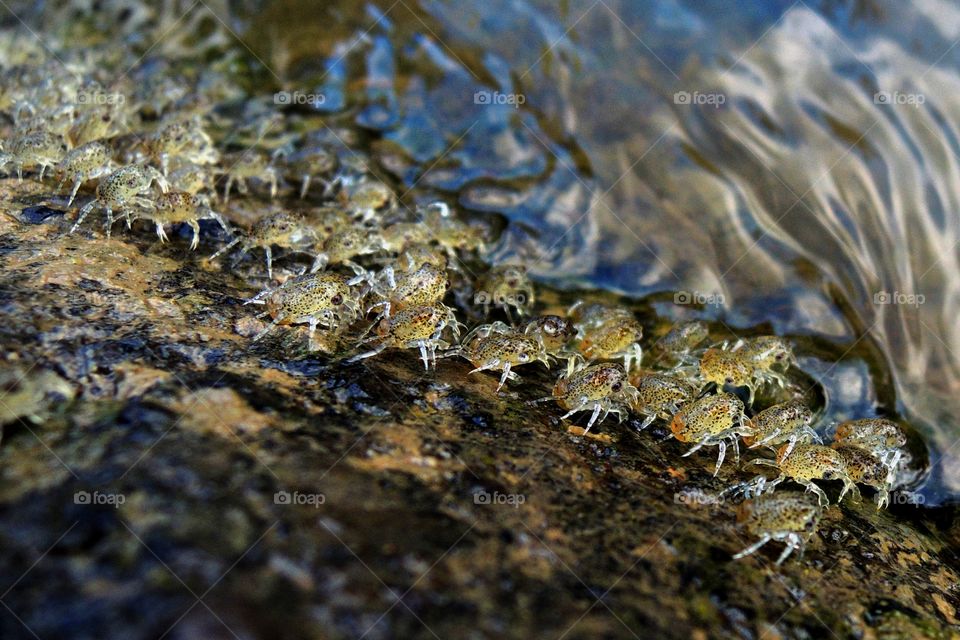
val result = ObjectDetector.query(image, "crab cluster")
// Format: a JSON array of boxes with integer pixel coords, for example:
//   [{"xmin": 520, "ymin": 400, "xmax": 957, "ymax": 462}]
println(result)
[{"xmin": 0, "ymin": 29, "xmax": 922, "ymax": 570}]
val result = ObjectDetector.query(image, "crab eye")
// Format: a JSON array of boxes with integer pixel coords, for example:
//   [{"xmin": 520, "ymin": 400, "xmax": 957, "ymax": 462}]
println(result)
[
  {"xmin": 507, "ymin": 279, "xmax": 518, "ymax": 287},
  {"xmin": 518, "ymin": 352, "xmax": 530, "ymax": 362},
  {"xmin": 725, "ymin": 377, "xmax": 734, "ymax": 384},
  {"xmin": 611, "ymin": 381, "xmax": 623, "ymax": 392},
  {"xmin": 330, "ymin": 294, "xmax": 343, "ymax": 305},
  {"xmin": 775, "ymin": 354, "xmax": 785, "ymax": 361}
]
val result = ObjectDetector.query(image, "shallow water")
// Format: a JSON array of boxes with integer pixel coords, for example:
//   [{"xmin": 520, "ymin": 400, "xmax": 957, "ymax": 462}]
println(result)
[{"xmin": 223, "ymin": 0, "xmax": 960, "ymax": 503}]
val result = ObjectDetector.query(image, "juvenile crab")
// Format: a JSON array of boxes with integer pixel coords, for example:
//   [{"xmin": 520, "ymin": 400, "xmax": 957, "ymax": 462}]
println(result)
[
  {"xmin": 524, "ymin": 315, "xmax": 576, "ymax": 358},
  {"xmin": 737, "ymin": 336, "xmax": 795, "ymax": 388},
  {"xmin": 144, "ymin": 117, "xmax": 218, "ymax": 174},
  {"xmin": 363, "ymin": 262, "xmax": 449, "ymax": 319},
  {"xmin": 458, "ymin": 331, "xmax": 552, "ymax": 392},
  {"xmin": 748, "ymin": 443, "xmax": 859, "ymax": 506},
  {"xmin": 221, "ymin": 150, "xmax": 279, "ymax": 202},
  {"xmin": 311, "ymin": 227, "xmax": 383, "ymax": 273},
  {"xmin": 8, "ymin": 130, "xmax": 67, "ymax": 181},
  {"xmin": 344, "ymin": 179, "xmax": 395, "ymax": 220},
  {"xmin": 743, "ymin": 400, "xmax": 821, "ymax": 459},
  {"xmin": 279, "ymin": 144, "xmax": 337, "ymax": 199},
  {"xmin": 699, "ymin": 348, "xmax": 756, "ymax": 403},
  {"xmin": 569, "ymin": 301, "xmax": 634, "ymax": 329},
  {"xmin": 545, "ymin": 363, "xmax": 639, "ymax": 432},
  {"xmin": 629, "ymin": 372, "xmax": 697, "ymax": 430},
  {"xmin": 56, "ymin": 141, "xmax": 115, "ymax": 207},
  {"xmin": 832, "ymin": 444, "xmax": 892, "ymax": 509},
  {"xmin": 137, "ymin": 191, "xmax": 229, "ymax": 250},
  {"xmin": 669, "ymin": 392, "xmax": 753, "ymax": 475},
  {"xmin": 651, "ymin": 320, "xmax": 709, "ymax": 367},
  {"xmin": 348, "ymin": 303, "xmax": 462, "ymax": 370},
  {"xmin": 421, "ymin": 202, "xmax": 486, "ymax": 255},
  {"xmin": 576, "ymin": 315, "xmax": 645, "ymax": 373},
  {"xmin": 476, "ymin": 265, "xmax": 535, "ymax": 320},
  {"xmin": 732, "ymin": 493, "xmax": 823, "ymax": 565},
  {"xmin": 210, "ymin": 212, "xmax": 318, "ymax": 279},
  {"xmin": 246, "ymin": 271, "xmax": 358, "ymax": 343},
  {"xmin": 70, "ymin": 164, "xmax": 169, "ymax": 237},
  {"xmin": 833, "ymin": 417, "xmax": 908, "ymax": 472}
]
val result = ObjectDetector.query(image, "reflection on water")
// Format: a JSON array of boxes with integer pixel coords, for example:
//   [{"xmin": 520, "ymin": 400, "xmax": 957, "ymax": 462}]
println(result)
[{"xmin": 240, "ymin": 0, "xmax": 960, "ymax": 500}]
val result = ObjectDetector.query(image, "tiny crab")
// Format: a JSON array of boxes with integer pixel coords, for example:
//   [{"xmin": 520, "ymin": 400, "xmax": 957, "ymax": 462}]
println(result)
[
  {"xmin": 476, "ymin": 265, "xmax": 535, "ymax": 320},
  {"xmin": 348, "ymin": 303, "xmax": 463, "ymax": 370},
  {"xmin": 699, "ymin": 348, "xmax": 756, "ymax": 403},
  {"xmin": 56, "ymin": 141, "xmax": 116, "ymax": 207},
  {"xmin": 363, "ymin": 262, "xmax": 449, "ymax": 319},
  {"xmin": 280, "ymin": 145, "xmax": 337, "ymax": 199},
  {"xmin": 137, "ymin": 191, "xmax": 229, "ymax": 250},
  {"xmin": 669, "ymin": 392, "xmax": 753, "ymax": 475},
  {"xmin": 421, "ymin": 202, "xmax": 486, "ymax": 255},
  {"xmin": 70, "ymin": 164, "xmax": 169, "ymax": 237},
  {"xmin": 569, "ymin": 301, "xmax": 633, "ymax": 329},
  {"xmin": 8, "ymin": 130, "xmax": 67, "ymax": 181},
  {"xmin": 524, "ymin": 315, "xmax": 575, "ymax": 358},
  {"xmin": 221, "ymin": 150, "xmax": 279, "ymax": 202},
  {"xmin": 246, "ymin": 271, "xmax": 358, "ymax": 343},
  {"xmin": 651, "ymin": 320, "xmax": 709, "ymax": 367},
  {"xmin": 630, "ymin": 372, "xmax": 697, "ymax": 429},
  {"xmin": 748, "ymin": 444, "xmax": 859, "ymax": 506},
  {"xmin": 545, "ymin": 363, "xmax": 639, "ymax": 432},
  {"xmin": 344, "ymin": 179, "xmax": 395, "ymax": 220},
  {"xmin": 305, "ymin": 206, "xmax": 351, "ymax": 241},
  {"xmin": 743, "ymin": 400, "xmax": 821, "ymax": 459},
  {"xmin": 459, "ymin": 332, "xmax": 552, "ymax": 392},
  {"xmin": 833, "ymin": 417, "xmax": 908, "ymax": 471},
  {"xmin": 380, "ymin": 222, "xmax": 431, "ymax": 253},
  {"xmin": 311, "ymin": 227, "xmax": 383, "ymax": 272},
  {"xmin": 144, "ymin": 117, "xmax": 218, "ymax": 174},
  {"xmin": 832, "ymin": 444, "xmax": 891, "ymax": 509},
  {"xmin": 732, "ymin": 493, "xmax": 822, "ymax": 565},
  {"xmin": 210, "ymin": 212, "xmax": 318, "ymax": 279},
  {"xmin": 737, "ymin": 336, "xmax": 795, "ymax": 388},
  {"xmin": 576, "ymin": 315, "xmax": 644, "ymax": 373}
]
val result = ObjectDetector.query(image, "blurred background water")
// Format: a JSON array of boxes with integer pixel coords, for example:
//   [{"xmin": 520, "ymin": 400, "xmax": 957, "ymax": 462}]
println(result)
[{"xmin": 15, "ymin": 0, "xmax": 960, "ymax": 502}]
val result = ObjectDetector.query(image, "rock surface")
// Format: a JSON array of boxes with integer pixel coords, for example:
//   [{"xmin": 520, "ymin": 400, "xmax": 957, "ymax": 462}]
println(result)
[{"xmin": 1, "ymin": 180, "xmax": 959, "ymax": 640}]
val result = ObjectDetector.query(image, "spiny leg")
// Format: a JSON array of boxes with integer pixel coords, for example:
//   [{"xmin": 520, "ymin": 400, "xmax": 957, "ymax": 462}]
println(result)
[
  {"xmin": 775, "ymin": 535, "xmax": 801, "ymax": 565},
  {"xmin": 347, "ymin": 343, "xmax": 388, "ymax": 363},
  {"xmin": 155, "ymin": 222, "xmax": 169, "ymax": 243},
  {"xmin": 71, "ymin": 200, "xmax": 97, "ymax": 234},
  {"xmin": 714, "ymin": 440, "xmax": 727, "ymax": 476},
  {"xmin": 300, "ymin": 174, "xmax": 311, "ymax": 199},
  {"xmin": 496, "ymin": 362, "xmax": 512, "ymax": 392},
  {"xmin": 732, "ymin": 534, "xmax": 772, "ymax": 560},
  {"xmin": 802, "ymin": 480, "xmax": 829, "ymax": 506},
  {"xmin": 265, "ymin": 246, "xmax": 273, "ymax": 279},
  {"xmin": 584, "ymin": 403, "xmax": 603, "ymax": 432},
  {"xmin": 417, "ymin": 340, "xmax": 430, "ymax": 370},
  {"xmin": 187, "ymin": 220, "xmax": 201, "ymax": 250},
  {"xmin": 209, "ymin": 236, "xmax": 241, "ymax": 262}
]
